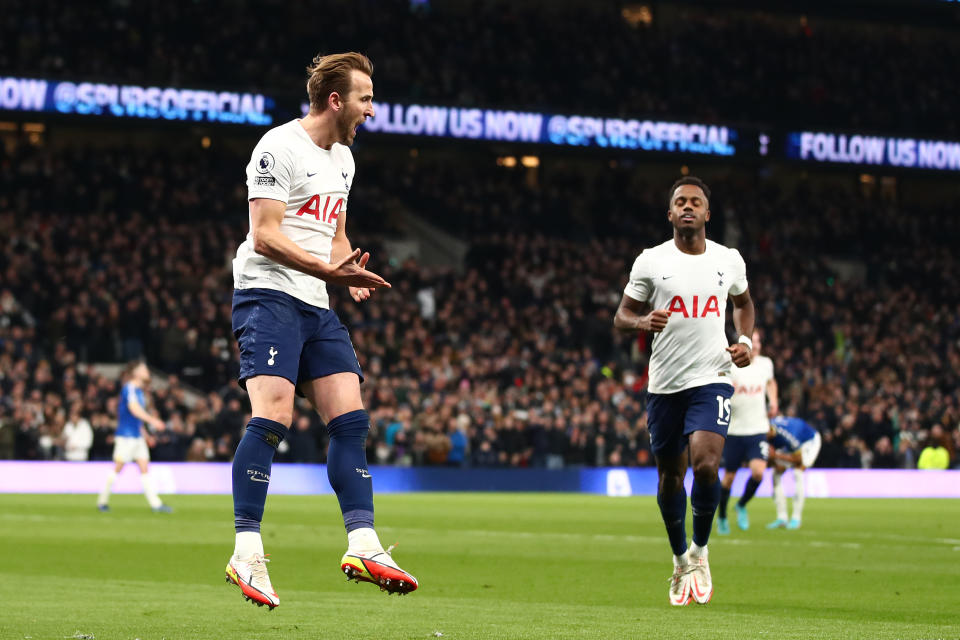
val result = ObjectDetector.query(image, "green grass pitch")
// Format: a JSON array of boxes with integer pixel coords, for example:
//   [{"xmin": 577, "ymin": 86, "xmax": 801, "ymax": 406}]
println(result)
[{"xmin": 2, "ymin": 492, "xmax": 958, "ymax": 640}]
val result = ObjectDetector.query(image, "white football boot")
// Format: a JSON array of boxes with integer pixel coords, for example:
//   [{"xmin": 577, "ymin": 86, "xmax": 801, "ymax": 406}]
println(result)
[
  {"xmin": 341, "ymin": 544, "xmax": 418, "ymax": 595},
  {"xmin": 688, "ymin": 546, "xmax": 713, "ymax": 604},
  {"xmin": 225, "ymin": 553, "xmax": 279, "ymax": 609},
  {"xmin": 668, "ymin": 552, "xmax": 694, "ymax": 606}
]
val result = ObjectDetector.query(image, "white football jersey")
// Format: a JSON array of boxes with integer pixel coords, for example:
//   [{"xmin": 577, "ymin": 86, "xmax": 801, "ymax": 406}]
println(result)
[
  {"xmin": 624, "ymin": 239, "xmax": 748, "ymax": 394},
  {"xmin": 233, "ymin": 119, "xmax": 355, "ymax": 309},
  {"xmin": 728, "ymin": 354, "xmax": 775, "ymax": 435}
]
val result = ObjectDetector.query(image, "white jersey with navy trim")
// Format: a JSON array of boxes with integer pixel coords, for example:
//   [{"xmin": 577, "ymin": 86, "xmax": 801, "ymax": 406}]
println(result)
[
  {"xmin": 233, "ymin": 119, "xmax": 355, "ymax": 309},
  {"xmin": 728, "ymin": 354, "xmax": 775, "ymax": 436},
  {"xmin": 624, "ymin": 239, "xmax": 748, "ymax": 394}
]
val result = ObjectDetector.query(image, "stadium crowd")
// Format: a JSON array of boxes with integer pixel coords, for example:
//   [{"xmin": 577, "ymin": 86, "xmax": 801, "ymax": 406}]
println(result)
[
  {"xmin": 1, "ymin": 140, "xmax": 958, "ymax": 470},
  {"xmin": 2, "ymin": 0, "xmax": 959, "ymax": 136}
]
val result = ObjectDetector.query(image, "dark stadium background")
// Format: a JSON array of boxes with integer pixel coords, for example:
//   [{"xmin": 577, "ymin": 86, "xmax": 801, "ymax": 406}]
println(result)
[{"xmin": 1, "ymin": 0, "xmax": 958, "ymax": 473}]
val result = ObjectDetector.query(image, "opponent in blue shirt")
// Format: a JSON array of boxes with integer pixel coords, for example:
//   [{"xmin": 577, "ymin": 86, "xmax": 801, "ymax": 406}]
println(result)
[
  {"xmin": 117, "ymin": 381, "xmax": 147, "ymax": 437},
  {"xmin": 766, "ymin": 416, "xmax": 821, "ymax": 530},
  {"xmin": 96, "ymin": 361, "xmax": 172, "ymax": 514}
]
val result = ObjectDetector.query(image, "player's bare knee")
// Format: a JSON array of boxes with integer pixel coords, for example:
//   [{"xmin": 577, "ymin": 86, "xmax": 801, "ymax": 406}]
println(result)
[{"xmin": 255, "ymin": 409, "xmax": 293, "ymax": 428}]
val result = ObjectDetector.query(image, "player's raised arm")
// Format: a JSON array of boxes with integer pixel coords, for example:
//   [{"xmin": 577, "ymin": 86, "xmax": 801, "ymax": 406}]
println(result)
[
  {"xmin": 725, "ymin": 289, "xmax": 755, "ymax": 367},
  {"xmin": 249, "ymin": 197, "xmax": 390, "ymax": 289}
]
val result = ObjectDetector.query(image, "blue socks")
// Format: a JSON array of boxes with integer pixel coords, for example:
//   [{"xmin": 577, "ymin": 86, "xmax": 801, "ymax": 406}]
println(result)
[
  {"xmin": 326, "ymin": 409, "xmax": 374, "ymax": 532},
  {"xmin": 232, "ymin": 411, "xmax": 375, "ymax": 535},
  {"xmin": 691, "ymin": 475, "xmax": 721, "ymax": 547},
  {"xmin": 233, "ymin": 417, "xmax": 287, "ymax": 533},
  {"xmin": 657, "ymin": 485, "xmax": 688, "ymax": 556},
  {"xmin": 738, "ymin": 476, "xmax": 762, "ymax": 507},
  {"xmin": 719, "ymin": 486, "xmax": 731, "ymax": 519}
]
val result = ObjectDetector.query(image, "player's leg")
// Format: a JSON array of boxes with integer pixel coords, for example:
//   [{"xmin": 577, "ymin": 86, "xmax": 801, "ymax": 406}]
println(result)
[
  {"xmin": 648, "ymin": 391, "xmax": 693, "ymax": 605},
  {"xmin": 735, "ymin": 437, "xmax": 767, "ymax": 530},
  {"xmin": 788, "ymin": 467, "xmax": 805, "ymax": 529},
  {"xmin": 717, "ymin": 437, "xmax": 742, "ymax": 535},
  {"xmin": 225, "ymin": 289, "xmax": 306, "ymax": 608},
  {"xmin": 298, "ymin": 309, "xmax": 416, "ymax": 594},
  {"xmin": 135, "ymin": 454, "xmax": 170, "ymax": 513},
  {"xmin": 684, "ymin": 430, "xmax": 724, "ymax": 604},
  {"xmin": 789, "ymin": 434, "xmax": 820, "ymax": 528},
  {"xmin": 225, "ymin": 374, "xmax": 292, "ymax": 609},
  {"xmin": 299, "ymin": 372, "xmax": 417, "ymax": 594},
  {"xmin": 683, "ymin": 384, "xmax": 733, "ymax": 604},
  {"xmin": 767, "ymin": 462, "xmax": 789, "ymax": 528},
  {"xmin": 717, "ymin": 470, "xmax": 735, "ymax": 535},
  {"xmin": 97, "ymin": 450, "xmax": 127, "ymax": 511}
]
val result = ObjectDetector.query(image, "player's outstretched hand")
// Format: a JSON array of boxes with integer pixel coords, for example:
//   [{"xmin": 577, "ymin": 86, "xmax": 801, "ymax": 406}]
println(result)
[
  {"xmin": 726, "ymin": 343, "xmax": 751, "ymax": 367},
  {"xmin": 323, "ymin": 248, "xmax": 392, "ymax": 290},
  {"xmin": 349, "ymin": 252, "xmax": 376, "ymax": 302},
  {"xmin": 641, "ymin": 309, "xmax": 671, "ymax": 332}
]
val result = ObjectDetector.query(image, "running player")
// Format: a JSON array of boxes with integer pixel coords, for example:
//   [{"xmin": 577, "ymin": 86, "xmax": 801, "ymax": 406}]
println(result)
[
  {"xmin": 717, "ymin": 329, "xmax": 778, "ymax": 534},
  {"xmin": 96, "ymin": 361, "xmax": 172, "ymax": 513},
  {"xmin": 615, "ymin": 176, "xmax": 754, "ymax": 606},
  {"xmin": 225, "ymin": 52, "xmax": 416, "ymax": 610},
  {"xmin": 766, "ymin": 415, "xmax": 822, "ymax": 530}
]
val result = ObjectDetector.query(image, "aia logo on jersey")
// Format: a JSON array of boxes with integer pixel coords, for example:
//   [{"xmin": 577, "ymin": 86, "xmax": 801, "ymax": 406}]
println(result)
[
  {"xmin": 296, "ymin": 195, "xmax": 343, "ymax": 224},
  {"xmin": 667, "ymin": 295, "xmax": 721, "ymax": 318}
]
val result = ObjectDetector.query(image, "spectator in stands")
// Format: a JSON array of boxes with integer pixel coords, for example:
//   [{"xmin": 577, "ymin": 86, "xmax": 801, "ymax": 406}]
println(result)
[
  {"xmin": 62, "ymin": 402, "xmax": 93, "ymax": 461},
  {"xmin": 917, "ymin": 426, "xmax": 951, "ymax": 470}
]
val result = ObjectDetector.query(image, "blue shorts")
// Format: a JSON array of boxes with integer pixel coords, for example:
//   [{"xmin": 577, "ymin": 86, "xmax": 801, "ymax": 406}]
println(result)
[
  {"xmin": 646, "ymin": 383, "xmax": 733, "ymax": 457},
  {"xmin": 232, "ymin": 288, "xmax": 363, "ymax": 389},
  {"xmin": 722, "ymin": 434, "xmax": 768, "ymax": 472}
]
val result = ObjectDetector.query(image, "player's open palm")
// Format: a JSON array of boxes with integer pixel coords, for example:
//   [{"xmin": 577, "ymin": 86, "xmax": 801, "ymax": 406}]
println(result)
[{"xmin": 325, "ymin": 248, "xmax": 391, "ymax": 290}]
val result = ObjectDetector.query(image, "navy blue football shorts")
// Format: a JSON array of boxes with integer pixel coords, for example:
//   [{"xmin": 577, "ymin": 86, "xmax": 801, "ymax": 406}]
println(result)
[
  {"xmin": 232, "ymin": 288, "xmax": 363, "ymax": 389},
  {"xmin": 646, "ymin": 382, "xmax": 733, "ymax": 457},
  {"xmin": 722, "ymin": 433, "xmax": 768, "ymax": 472}
]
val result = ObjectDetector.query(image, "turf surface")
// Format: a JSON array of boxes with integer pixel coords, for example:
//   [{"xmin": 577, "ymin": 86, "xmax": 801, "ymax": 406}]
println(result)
[{"xmin": 2, "ymin": 492, "xmax": 957, "ymax": 639}]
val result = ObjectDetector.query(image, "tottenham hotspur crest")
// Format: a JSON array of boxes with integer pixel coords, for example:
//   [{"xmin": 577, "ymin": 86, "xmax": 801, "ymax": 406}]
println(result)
[{"xmin": 267, "ymin": 347, "xmax": 277, "ymax": 366}]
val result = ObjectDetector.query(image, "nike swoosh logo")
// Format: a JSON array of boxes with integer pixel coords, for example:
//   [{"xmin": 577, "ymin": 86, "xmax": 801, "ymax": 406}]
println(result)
[
  {"xmin": 691, "ymin": 576, "xmax": 710, "ymax": 600},
  {"xmin": 307, "ymin": 171, "xmax": 317, "ymax": 177},
  {"xmin": 662, "ymin": 275, "xmax": 674, "ymax": 280},
  {"xmin": 249, "ymin": 477, "xmax": 270, "ymax": 483}
]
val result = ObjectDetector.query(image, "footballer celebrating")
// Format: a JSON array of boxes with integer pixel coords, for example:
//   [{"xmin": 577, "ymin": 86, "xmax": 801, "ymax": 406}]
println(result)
[
  {"xmin": 614, "ymin": 177, "xmax": 754, "ymax": 606},
  {"xmin": 225, "ymin": 52, "xmax": 417, "ymax": 610}
]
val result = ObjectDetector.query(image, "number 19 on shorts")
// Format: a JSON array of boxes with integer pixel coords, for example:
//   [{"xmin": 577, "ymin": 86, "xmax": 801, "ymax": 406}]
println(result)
[{"xmin": 716, "ymin": 395, "xmax": 731, "ymax": 426}]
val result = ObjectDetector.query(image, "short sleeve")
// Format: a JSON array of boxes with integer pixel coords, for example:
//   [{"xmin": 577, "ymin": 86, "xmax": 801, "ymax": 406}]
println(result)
[
  {"xmin": 623, "ymin": 252, "xmax": 652, "ymax": 302},
  {"xmin": 763, "ymin": 357, "xmax": 775, "ymax": 382},
  {"xmin": 727, "ymin": 248, "xmax": 748, "ymax": 296},
  {"xmin": 246, "ymin": 132, "xmax": 295, "ymax": 203}
]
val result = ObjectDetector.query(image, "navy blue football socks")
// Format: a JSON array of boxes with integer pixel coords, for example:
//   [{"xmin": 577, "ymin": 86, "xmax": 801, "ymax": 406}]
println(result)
[
  {"xmin": 657, "ymin": 485, "xmax": 688, "ymax": 556},
  {"xmin": 326, "ymin": 409, "xmax": 375, "ymax": 532},
  {"xmin": 719, "ymin": 486, "xmax": 732, "ymax": 519},
  {"xmin": 691, "ymin": 475, "xmax": 721, "ymax": 547},
  {"xmin": 738, "ymin": 476, "xmax": 762, "ymax": 507},
  {"xmin": 233, "ymin": 417, "xmax": 287, "ymax": 533}
]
